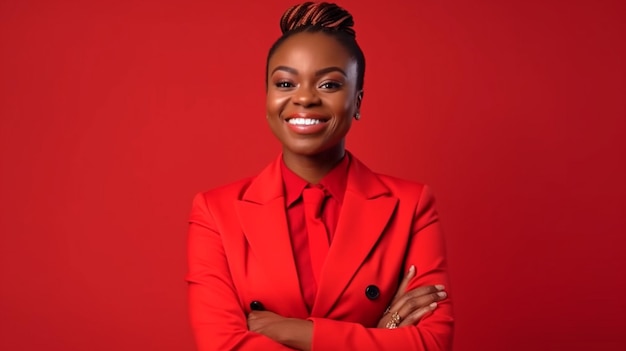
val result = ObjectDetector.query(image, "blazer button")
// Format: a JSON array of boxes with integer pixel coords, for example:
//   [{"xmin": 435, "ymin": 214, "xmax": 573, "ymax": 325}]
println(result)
[
  {"xmin": 365, "ymin": 285, "xmax": 380, "ymax": 300},
  {"xmin": 250, "ymin": 301, "xmax": 265, "ymax": 311}
]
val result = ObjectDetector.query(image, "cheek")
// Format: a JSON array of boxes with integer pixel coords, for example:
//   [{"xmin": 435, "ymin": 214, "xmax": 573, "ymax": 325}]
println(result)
[
  {"xmin": 334, "ymin": 90, "xmax": 356, "ymax": 111},
  {"xmin": 344, "ymin": 100, "xmax": 354, "ymax": 113},
  {"xmin": 336, "ymin": 96, "xmax": 356, "ymax": 117},
  {"xmin": 266, "ymin": 93, "xmax": 290, "ymax": 116}
]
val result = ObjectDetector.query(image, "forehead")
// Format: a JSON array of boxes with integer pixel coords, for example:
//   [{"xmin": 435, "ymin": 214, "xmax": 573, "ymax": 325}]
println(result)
[{"xmin": 268, "ymin": 32, "xmax": 357, "ymax": 74}]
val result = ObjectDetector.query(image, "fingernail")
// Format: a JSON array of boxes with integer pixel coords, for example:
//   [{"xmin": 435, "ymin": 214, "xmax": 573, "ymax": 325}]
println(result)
[
  {"xmin": 409, "ymin": 265, "xmax": 415, "ymax": 275},
  {"xmin": 437, "ymin": 291, "xmax": 447, "ymax": 298},
  {"xmin": 435, "ymin": 284, "xmax": 445, "ymax": 291},
  {"xmin": 429, "ymin": 302, "xmax": 438, "ymax": 309}
]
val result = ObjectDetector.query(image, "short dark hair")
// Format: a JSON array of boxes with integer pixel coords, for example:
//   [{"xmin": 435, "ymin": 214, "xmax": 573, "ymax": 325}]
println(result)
[{"xmin": 266, "ymin": 2, "xmax": 366, "ymax": 91}]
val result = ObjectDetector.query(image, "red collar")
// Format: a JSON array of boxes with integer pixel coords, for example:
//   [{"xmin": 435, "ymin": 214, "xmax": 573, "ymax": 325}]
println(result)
[{"xmin": 281, "ymin": 154, "xmax": 351, "ymax": 207}]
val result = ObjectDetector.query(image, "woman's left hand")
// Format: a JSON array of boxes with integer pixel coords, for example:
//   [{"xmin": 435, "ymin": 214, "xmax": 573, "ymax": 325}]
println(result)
[{"xmin": 377, "ymin": 265, "xmax": 447, "ymax": 329}]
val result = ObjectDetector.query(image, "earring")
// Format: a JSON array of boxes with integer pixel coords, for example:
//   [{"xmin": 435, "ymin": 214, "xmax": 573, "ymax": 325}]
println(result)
[{"xmin": 354, "ymin": 112, "xmax": 361, "ymax": 120}]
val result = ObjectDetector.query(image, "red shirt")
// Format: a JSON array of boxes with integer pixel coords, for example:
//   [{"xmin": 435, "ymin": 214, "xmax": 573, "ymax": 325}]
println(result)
[{"xmin": 280, "ymin": 154, "xmax": 350, "ymax": 311}]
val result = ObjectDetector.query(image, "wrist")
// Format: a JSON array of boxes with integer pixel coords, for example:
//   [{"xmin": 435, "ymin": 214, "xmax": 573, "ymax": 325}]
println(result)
[{"xmin": 276, "ymin": 318, "xmax": 313, "ymax": 350}]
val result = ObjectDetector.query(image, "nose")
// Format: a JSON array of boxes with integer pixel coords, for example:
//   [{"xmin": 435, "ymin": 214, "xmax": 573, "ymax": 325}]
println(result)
[{"xmin": 293, "ymin": 84, "xmax": 321, "ymax": 107}]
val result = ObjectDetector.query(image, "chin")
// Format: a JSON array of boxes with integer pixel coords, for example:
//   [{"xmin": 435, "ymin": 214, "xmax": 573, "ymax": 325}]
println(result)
[{"xmin": 282, "ymin": 140, "xmax": 344, "ymax": 159}]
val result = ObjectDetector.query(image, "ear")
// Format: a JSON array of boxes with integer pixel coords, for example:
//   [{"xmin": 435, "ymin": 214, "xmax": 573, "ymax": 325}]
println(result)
[{"xmin": 355, "ymin": 90, "xmax": 364, "ymax": 111}]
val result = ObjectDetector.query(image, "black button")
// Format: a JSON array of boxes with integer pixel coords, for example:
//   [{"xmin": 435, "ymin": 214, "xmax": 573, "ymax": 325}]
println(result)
[
  {"xmin": 365, "ymin": 285, "xmax": 380, "ymax": 300},
  {"xmin": 250, "ymin": 301, "xmax": 265, "ymax": 311}
]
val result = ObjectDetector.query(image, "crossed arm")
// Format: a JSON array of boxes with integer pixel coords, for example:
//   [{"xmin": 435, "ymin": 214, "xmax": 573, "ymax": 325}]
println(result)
[
  {"xmin": 187, "ymin": 187, "xmax": 453, "ymax": 351},
  {"xmin": 246, "ymin": 266, "xmax": 448, "ymax": 350}
]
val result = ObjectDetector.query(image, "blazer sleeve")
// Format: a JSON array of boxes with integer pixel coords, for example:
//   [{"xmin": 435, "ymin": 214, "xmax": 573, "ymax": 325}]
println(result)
[
  {"xmin": 186, "ymin": 193, "xmax": 293, "ymax": 351},
  {"xmin": 308, "ymin": 185, "xmax": 454, "ymax": 351}
]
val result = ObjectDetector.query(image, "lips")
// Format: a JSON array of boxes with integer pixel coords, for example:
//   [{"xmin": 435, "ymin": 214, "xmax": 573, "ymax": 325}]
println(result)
[
  {"xmin": 285, "ymin": 113, "xmax": 329, "ymax": 123},
  {"xmin": 284, "ymin": 113, "xmax": 329, "ymax": 134}
]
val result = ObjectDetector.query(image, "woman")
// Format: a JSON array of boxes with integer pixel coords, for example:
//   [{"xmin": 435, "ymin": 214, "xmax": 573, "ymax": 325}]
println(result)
[{"xmin": 186, "ymin": 2, "xmax": 453, "ymax": 350}]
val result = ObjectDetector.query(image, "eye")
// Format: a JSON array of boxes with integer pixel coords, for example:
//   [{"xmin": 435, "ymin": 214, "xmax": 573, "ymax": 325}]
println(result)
[
  {"xmin": 319, "ymin": 81, "xmax": 342, "ymax": 90},
  {"xmin": 275, "ymin": 81, "xmax": 295, "ymax": 88}
]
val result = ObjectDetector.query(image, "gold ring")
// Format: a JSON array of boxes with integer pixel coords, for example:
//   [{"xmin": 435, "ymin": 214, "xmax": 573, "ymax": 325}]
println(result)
[{"xmin": 386, "ymin": 311, "xmax": 401, "ymax": 329}]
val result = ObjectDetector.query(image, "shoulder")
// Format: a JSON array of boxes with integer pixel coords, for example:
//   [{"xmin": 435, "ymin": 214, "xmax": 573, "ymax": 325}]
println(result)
[
  {"xmin": 194, "ymin": 176, "xmax": 255, "ymax": 205},
  {"xmin": 193, "ymin": 154, "xmax": 284, "ymax": 210},
  {"xmin": 375, "ymin": 172, "xmax": 436, "ymax": 208},
  {"xmin": 188, "ymin": 176, "xmax": 256, "ymax": 226},
  {"xmin": 348, "ymin": 153, "xmax": 429, "ymax": 198},
  {"xmin": 348, "ymin": 154, "xmax": 437, "ymax": 213},
  {"xmin": 376, "ymin": 172, "xmax": 428, "ymax": 194},
  {"xmin": 370, "ymin": 171, "xmax": 439, "ymax": 226}
]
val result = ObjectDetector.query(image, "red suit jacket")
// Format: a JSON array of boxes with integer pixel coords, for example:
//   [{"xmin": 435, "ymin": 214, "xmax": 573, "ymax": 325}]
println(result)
[{"xmin": 186, "ymin": 153, "xmax": 453, "ymax": 350}]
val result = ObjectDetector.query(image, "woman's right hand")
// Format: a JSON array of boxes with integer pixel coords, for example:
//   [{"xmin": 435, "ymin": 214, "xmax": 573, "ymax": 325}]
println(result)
[{"xmin": 376, "ymin": 265, "xmax": 448, "ymax": 329}]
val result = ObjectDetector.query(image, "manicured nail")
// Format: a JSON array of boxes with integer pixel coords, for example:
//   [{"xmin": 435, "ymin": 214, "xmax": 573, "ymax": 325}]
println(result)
[
  {"xmin": 429, "ymin": 302, "xmax": 438, "ymax": 309},
  {"xmin": 409, "ymin": 265, "xmax": 416, "ymax": 275},
  {"xmin": 435, "ymin": 284, "xmax": 445, "ymax": 291},
  {"xmin": 437, "ymin": 291, "xmax": 447, "ymax": 298}
]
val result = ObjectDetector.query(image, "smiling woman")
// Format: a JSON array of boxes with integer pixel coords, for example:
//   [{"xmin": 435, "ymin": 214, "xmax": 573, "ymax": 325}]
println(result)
[
  {"xmin": 266, "ymin": 31, "xmax": 360, "ymax": 170},
  {"xmin": 186, "ymin": 2, "xmax": 453, "ymax": 351}
]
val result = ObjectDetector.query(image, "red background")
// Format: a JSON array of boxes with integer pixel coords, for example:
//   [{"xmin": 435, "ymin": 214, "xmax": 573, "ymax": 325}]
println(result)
[{"xmin": 1, "ymin": 0, "xmax": 624, "ymax": 350}]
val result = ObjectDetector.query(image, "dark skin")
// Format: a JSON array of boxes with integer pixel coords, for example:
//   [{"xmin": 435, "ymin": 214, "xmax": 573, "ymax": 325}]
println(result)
[
  {"xmin": 265, "ymin": 31, "xmax": 360, "ymax": 184},
  {"xmin": 250, "ymin": 31, "xmax": 447, "ymax": 350}
]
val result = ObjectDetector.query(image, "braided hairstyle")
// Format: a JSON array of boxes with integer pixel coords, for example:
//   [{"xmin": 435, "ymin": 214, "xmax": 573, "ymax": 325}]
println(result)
[{"xmin": 266, "ymin": 2, "xmax": 366, "ymax": 91}]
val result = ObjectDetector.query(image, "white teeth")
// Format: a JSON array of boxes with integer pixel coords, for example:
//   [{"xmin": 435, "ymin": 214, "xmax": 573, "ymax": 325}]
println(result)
[{"xmin": 288, "ymin": 118, "xmax": 321, "ymax": 125}]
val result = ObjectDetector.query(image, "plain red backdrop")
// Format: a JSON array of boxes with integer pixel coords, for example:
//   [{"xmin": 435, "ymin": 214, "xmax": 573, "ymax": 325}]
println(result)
[{"xmin": 1, "ymin": 0, "xmax": 624, "ymax": 350}]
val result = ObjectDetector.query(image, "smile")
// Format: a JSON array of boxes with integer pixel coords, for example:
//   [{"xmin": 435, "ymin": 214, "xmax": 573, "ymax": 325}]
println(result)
[
  {"xmin": 284, "ymin": 114, "xmax": 329, "ymax": 135},
  {"xmin": 287, "ymin": 118, "xmax": 323, "ymax": 126}
]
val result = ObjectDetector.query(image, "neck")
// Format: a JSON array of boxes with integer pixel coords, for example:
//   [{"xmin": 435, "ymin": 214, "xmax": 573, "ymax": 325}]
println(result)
[{"xmin": 282, "ymin": 145, "xmax": 345, "ymax": 184}]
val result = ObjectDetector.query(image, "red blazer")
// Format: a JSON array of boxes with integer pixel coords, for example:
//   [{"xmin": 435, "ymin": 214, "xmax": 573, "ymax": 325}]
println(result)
[{"xmin": 186, "ymin": 153, "xmax": 453, "ymax": 350}]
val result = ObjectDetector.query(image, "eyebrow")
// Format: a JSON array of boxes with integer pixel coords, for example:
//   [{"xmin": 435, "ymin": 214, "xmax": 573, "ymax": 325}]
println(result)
[{"xmin": 271, "ymin": 65, "xmax": 347, "ymax": 77}]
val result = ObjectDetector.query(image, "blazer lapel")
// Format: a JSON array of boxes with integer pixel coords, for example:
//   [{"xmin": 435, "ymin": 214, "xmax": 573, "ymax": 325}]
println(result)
[
  {"xmin": 312, "ymin": 155, "xmax": 398, "ymax": 316},
  {"xmin": 234, "ymin": 156, "xmax": 308, "ymax": 316}
]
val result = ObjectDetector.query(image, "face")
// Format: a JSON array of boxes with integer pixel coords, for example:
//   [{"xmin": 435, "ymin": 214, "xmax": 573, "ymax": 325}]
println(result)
[{"xmin": 266, "ymin": 32, "xmax": 362, "ymax": 159}]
